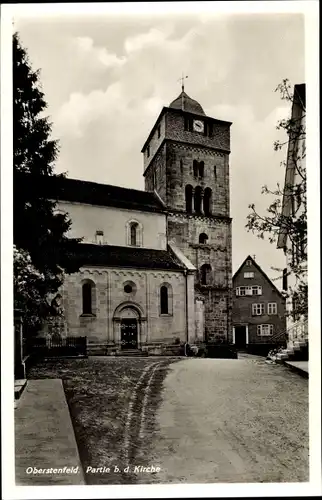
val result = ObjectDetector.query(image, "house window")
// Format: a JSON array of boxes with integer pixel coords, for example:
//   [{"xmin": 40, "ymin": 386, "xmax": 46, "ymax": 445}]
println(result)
[
  {"xmin": 82, "ymin": 280, "xmax": 95, "ymax": 315},
  {"xmin": 185, "ymin": 185, "xmax": 193, "ymax": 213},
  {"xmin": 268, "ymin": 303, "xmax": 277, "ymax": 315},
  {"xmin": 199, "ymin": 233, "xmax": 208, "ymax": 244},
  {"xmin": 95, "ymin": 230, "xmax": 104, "ymax": 245},
  {"xmin": 203, "ymin": 187, "xmax": 212, "ymax": 216},
  {"xmin": 130, "ymin": 222, "xmax": 138, "ymax": 246},
  {"xmin": 252, "ymin": 303, "xmax": 265, "ymax": 315},
  {"xmin": 244, "ymin": 272, "xmax": 254, "ymax": 279},
  {"xmin": 200, "ymin": 264, "xmax": 212, "ymax": 285},
  {"xmin": 160, "ymin": 283, "xmax": 173, "ymax": 315},
  {"xmin": 257, "ymin": 324, "xmax": 273, "ymax": 336},
  {"xmin": 246, "ymin": 260, "xmax": 252, "ymax": 267},
  {"xmin": 282, "ymin": 268, "xmax": 288, "ymax": 291},
  {"xmin": 236, "ymin": 286, "xmax": 262, "ymax": 296}
]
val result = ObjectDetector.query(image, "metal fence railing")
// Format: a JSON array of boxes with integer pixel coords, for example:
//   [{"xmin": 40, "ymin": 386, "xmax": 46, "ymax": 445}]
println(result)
[{"xmin": 27, "ymin": 336, "xmax": 87, "ymax": 358}]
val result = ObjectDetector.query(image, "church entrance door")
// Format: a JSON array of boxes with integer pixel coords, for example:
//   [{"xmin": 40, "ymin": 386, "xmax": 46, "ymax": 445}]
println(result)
[{"xmin": 120, "ymin": 318, "xmax": 138, "ymax": 349}]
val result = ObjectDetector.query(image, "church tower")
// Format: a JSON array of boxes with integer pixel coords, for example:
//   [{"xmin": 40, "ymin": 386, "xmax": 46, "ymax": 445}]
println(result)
[{"xmin": 142, "ymin": 86, "xmax": 232, "ymax": 343}]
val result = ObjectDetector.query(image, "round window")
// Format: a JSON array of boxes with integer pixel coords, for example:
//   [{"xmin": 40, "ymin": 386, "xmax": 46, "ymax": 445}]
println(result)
[
  {"xmin": 124, "ymin": 284, "xmax": 133, "ymax": 294},
  {"xmin": 123, "ymin": 281, "xmax": 137, "ymax": 295}
]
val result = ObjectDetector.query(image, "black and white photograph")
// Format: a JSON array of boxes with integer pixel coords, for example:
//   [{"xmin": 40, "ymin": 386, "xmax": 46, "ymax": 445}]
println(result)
[{"xmin": 1, "ymin": 1, "xmax": 320, "ymax": 498}]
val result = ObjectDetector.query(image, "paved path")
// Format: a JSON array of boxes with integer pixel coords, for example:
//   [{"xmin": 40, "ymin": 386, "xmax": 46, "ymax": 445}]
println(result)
[
  {"xmin": 285, "ymin": 360, "xmax": 309, "ymax": 376},
  {"xmin": 150, "ymin": 357, "xmax": 309, "ymax": 483},
  {"xmin": 15, "ymin": 379, "xmax": 85, "ymax": 485}
]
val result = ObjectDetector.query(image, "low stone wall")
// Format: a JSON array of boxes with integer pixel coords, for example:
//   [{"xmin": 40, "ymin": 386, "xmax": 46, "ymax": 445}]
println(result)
[{"xmin": 86, "ymin": 342, "xmax": 184, "ymax": 356}]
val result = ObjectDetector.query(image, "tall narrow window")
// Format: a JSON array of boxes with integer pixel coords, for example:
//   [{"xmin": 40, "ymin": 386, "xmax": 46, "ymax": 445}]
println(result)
[
  {"xmin": 82, "ymin": 282, "xmax": 93, "ymax": 314},
  {"xmin": 130, "ymin": 222, "xmax": 138, "ymax": 246},
  {"xmin": 194, "ymin": 186, "xmax": 202, "ymax": 213},
  {"xmin": 185, "ymin": 185, "xmax": 193, "ymax": 213},
  {"xmin": 160, "ymin": 286, "xmax": 169, "ymax": 314},
  {"xmin": 203, "ymin": 187, "xmax": 212, "ymax": 216},
  {"xmin": 200, "ymin": 264, "xmax": 212, "ymax": 285},
  {"xmin": 199, "ymin": 161, "xmax": 204, "ymax": 178},
  {"xmin": 193, "ymin": 160, "xmax": 198, "ymax": 178},
  {"xmin": 157, "ymin": 125, "xmax": 161, "ymax": 138},
  {"xmin": 214, "ymin": 165, "xmax": 217, "ymax": 178}
]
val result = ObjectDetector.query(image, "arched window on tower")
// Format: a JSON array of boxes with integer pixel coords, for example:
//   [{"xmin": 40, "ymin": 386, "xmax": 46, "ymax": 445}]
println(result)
[
  {"xmin": 130, "ymin": 222, "xmax": 138, "ymax": 246},
  {"xmin": 199, "ymin": 233, "xmax": 208, "ymax": 244},
  {"xmin": 194, "ymin": 186, "xmax": 202, "ymax": 213},
  {"xmin": 199, "ymin": 161, "xmax": 204, "ymax": 178},
  {"xmin": 200, "ymin": 264, "xmax": 212, "ymax": 286},
  {"xmin": 193, "ymin": 160, "xmax": 198, "ymax": 178},
  {"xmin": 203, "ymin": 187, "xmax": 212, "ymax": 216},
  {"xmin": 185, "ymin": 185, "xmax": 193, "ymax": 213}
]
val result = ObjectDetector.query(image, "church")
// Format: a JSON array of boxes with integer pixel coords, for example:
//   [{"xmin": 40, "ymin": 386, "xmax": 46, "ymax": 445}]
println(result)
[{"xmin": 42, "ymin": 87, "xmax": 233, "ymax": 351}]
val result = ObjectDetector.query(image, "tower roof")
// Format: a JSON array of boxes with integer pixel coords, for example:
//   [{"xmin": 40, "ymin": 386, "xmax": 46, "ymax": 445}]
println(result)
[{"xmin": 169, "ymin": 91, "xmax": 206, "ymax": 116}]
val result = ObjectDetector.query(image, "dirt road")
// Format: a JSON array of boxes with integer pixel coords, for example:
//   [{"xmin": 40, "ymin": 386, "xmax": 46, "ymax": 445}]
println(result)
[{"xmin": 148, "ymin": 356, "xmax": 308, "ymax": 483}]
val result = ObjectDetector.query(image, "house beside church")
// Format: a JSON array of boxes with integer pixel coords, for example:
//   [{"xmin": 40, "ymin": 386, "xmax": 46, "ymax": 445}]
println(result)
[
  {"xmin": 232, "ymin": 256, "xmax": 286, "ymax": 354},
  {"xmin": 30, "ymin": 88, "xmax": 234, "ymax": 351}
]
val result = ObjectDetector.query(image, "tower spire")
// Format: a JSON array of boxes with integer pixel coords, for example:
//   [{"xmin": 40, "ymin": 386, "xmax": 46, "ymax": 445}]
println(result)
[
  {"xmin": 177, "ymin": 73, "xmax": 188, "ymax": 110},
  {"xmin": 178, "ymin": 72, "xmax": 188, "ymax": 92}
]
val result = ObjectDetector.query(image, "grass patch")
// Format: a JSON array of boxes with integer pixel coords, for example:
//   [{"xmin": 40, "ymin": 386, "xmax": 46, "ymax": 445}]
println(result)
[{"xmin": 28, "ymin": 357, "xmax": 179, "ymax": 484}]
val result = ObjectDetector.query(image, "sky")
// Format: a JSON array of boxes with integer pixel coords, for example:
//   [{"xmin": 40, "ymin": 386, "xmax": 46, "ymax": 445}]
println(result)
[{"xmin": 13, "ymin": 6, "xmax": 305, "ymax": 285}]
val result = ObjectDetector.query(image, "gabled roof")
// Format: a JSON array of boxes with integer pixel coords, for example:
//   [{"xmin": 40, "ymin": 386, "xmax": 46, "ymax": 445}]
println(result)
[
  {"xmin": 62, "ymin": 243, "xmax": 186, "ymax": 271},
  {"xmin": 233, "ymin": 255, "xmax": 284, "ymax": 298},
  {"xmin": 14, "ymin": 172, "xmax": 165, "ymax": 213}
]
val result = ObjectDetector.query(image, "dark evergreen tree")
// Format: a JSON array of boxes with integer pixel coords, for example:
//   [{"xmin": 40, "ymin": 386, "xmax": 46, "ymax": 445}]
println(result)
[{"xmin": 13, "ymin": 32, "xmax": 81, "ymax": 328}]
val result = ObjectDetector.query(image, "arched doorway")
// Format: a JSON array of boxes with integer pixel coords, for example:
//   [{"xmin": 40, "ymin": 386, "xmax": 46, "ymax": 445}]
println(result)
[
  {"xmin": 120, "ymin": 308, "xmax": 138, "ymax": 349},
  {"xmin": 113, "ymin": 302, "xmax": 147, "ymax": 350}
]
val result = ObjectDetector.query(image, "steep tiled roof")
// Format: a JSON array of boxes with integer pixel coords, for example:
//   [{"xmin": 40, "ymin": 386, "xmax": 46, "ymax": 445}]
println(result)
[
  {"xmin": 233, "ymin": 255, "xmax": 284, "ymax": 297},
  {"xmin": 64, "ymin": 243, "xmax": 186, "ymax": 270},
  {"xmin": 15, "ymin": 173, "xmax": 165, "ymax": 213}
]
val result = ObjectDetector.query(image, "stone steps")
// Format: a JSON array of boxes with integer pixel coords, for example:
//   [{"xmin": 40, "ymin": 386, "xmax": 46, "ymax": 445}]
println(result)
[{"xmin": 275, "ymin": 340, "xmax": 308, "ymax": 363}]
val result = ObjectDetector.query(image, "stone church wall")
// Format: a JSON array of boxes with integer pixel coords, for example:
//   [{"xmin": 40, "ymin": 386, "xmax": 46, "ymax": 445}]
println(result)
[
  {"xmin": 60, "ymin": 266, "xmax": 190, "ymax": 346},
  {"xmin": 56, "ymin": 201, "xmax": 167, "ymax": 250}
]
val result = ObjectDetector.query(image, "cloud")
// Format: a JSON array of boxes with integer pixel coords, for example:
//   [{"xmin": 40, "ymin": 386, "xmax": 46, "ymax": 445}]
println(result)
[
  {"xmin": 17, "ymin": 14, "xmax": 303, "ymax": 280},
  {"xmin": 72, "ymin": 36, "xmax": 127, "ymax": 69},
  {"xmin": 124, "ymin": 26, "xmax": 172, "ymax": 53}
]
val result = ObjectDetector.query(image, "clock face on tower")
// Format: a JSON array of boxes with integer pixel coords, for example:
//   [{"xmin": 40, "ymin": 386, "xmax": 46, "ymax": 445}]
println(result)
[{"xmin": 193, "ymin": 119, "xmax": 204, "ymax": 133}]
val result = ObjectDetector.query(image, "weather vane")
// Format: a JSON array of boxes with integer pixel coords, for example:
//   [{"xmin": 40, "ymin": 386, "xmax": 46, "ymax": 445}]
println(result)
[{"xmin": 178, "ymin": 73, "xmax": 188, "ymax": 92}]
